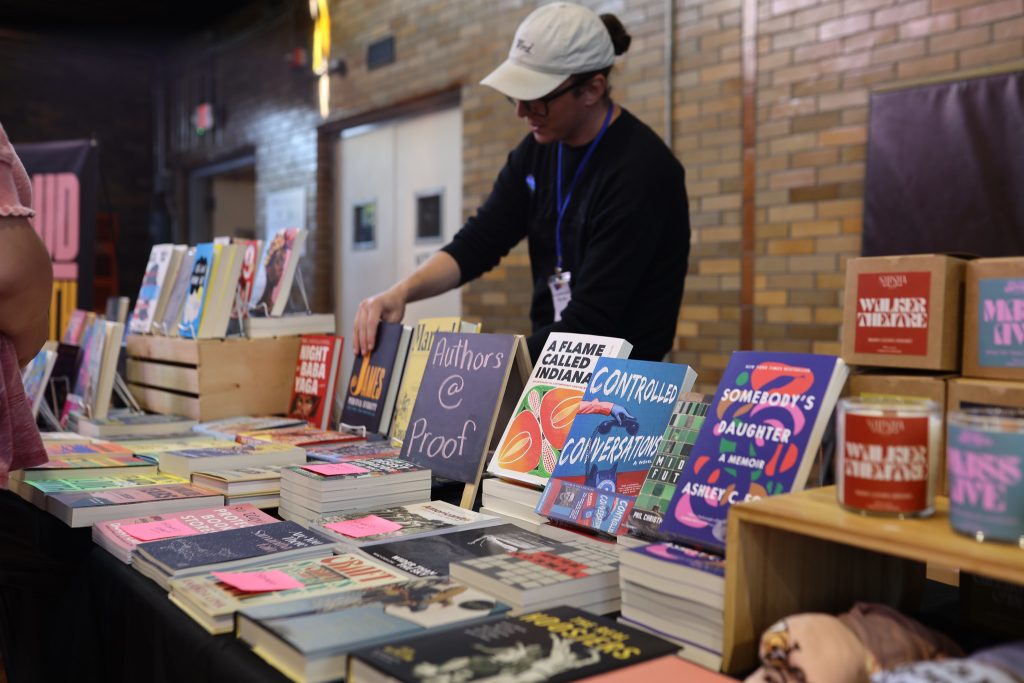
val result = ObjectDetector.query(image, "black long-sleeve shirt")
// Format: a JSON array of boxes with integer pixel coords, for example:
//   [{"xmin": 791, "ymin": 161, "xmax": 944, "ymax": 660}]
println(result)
[{"xmin": 442, "ymin": 108, "xmax": 690, "ymax": 362}]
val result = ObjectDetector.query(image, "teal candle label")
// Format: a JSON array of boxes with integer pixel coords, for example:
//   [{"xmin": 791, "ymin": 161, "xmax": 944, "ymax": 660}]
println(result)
[
  {"xmin": 947, "ymin": 423, "xmax": 1024, "ymax": 543},
  {"xmin": 978, "ymin": 278, "xmax": 1024, "ymax": 368}
]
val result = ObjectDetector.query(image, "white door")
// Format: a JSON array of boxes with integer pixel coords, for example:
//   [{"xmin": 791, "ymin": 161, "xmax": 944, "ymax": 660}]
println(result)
[{"xmin": 336, "ymin": 107, "xmax": 463, "ymax": 377}]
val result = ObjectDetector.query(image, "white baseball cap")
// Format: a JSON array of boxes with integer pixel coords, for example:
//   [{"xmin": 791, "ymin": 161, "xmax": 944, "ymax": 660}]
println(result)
[{"xmin": 481, "ymin": 2, "xmax": 615, "ymax": 101}]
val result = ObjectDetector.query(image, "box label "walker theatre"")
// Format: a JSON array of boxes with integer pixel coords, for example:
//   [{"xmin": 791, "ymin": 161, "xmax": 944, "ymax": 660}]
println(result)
[{"xmin": 854, "ymin": 271, "xmax": 930, "ymax": 356}]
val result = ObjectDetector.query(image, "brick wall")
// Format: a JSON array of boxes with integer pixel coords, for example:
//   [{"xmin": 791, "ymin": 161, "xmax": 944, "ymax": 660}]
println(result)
[
  {"xmin": 0, "ymin": 32, "xmax": 156, "ymax": 303},
  {"xmin": 159, "ymin": 0, "xmax": 1022, "ymax": 391}
]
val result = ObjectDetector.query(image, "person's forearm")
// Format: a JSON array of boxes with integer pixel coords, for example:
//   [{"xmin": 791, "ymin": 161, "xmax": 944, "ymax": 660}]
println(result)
[{"xmin": 391, "ymin": 251, "xmax": 462, "ymax": 303}]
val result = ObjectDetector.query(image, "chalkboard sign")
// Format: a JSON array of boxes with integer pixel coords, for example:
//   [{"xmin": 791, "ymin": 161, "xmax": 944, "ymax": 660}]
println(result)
[{"xmin": 400, "ymin": 333, "xmax": 529, "ymax": 495}]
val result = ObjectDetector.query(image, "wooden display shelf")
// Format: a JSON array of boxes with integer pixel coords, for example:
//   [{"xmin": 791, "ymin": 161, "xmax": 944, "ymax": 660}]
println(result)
[
  {"xmin": 125, "ymin": 335, "xmax": 301, "ymax": 421},
  {"xmin": 722, "ymin": 486, "xmax": 1024, "ymax": 675}
]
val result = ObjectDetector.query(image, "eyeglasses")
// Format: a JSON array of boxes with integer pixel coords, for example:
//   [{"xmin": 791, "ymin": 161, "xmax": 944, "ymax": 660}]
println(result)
[{"xmin": 506, "ymin": 76, "xmax": 589, "ymax": 117}]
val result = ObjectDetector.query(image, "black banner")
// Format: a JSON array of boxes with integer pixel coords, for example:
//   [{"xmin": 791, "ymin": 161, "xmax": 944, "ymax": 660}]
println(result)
[{"xmin": 15, "ymin": 138, "xmax": 98, "ymax": 339}]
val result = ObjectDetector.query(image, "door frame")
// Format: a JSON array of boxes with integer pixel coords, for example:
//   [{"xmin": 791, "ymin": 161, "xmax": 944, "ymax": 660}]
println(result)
[
  {"xmin": 186, "ymin": 150, "xmax": 256, "ymax": 244},
  {"xmin": 314, "ymin": 87, "xmax": 461, "ymax": 315}
]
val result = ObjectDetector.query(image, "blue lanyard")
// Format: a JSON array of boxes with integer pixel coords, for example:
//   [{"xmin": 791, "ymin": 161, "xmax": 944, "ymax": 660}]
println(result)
[{"xmin": 555, "ymin": 102, "xmax": 614, "ymax": 273}]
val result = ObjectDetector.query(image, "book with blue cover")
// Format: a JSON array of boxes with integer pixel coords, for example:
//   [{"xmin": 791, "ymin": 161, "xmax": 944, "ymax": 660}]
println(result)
[
  {"xmin": 178, "ymin": 242, "xmax": 216, "ymax": 339},
  {"xmin": 133, "ymin": 521, "xmax": 337, "ymax": 589},
  {"xmin": 658, "ymin": 351, "xmax": 848, "ymax": 553},
  {"xmin": 535, "ymin": 357, "xmax": 697, "ymax": 536},
  {"xmin": 237, "ymin": 577, "xmax": 509, "ymax": 683},
  {"xmin": 341, "ymin": 321, "xmax": 412, "ymax": 436}
]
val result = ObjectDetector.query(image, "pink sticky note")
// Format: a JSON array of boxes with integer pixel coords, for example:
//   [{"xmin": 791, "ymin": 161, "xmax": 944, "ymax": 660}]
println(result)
[
  {"xmin": 302, "ymin": 462, "xmax": 369, "ymax": 476},
  {"xmin": 119, "ymin": 518, "xmax": 202, "ymax": 542},
  {"xmin": 212, "ymin": 570, "xmax": 304, "ymax": 593},
  {"xmin": 324, "ymin": 514, "xmax": 403, "ymax": 538}
]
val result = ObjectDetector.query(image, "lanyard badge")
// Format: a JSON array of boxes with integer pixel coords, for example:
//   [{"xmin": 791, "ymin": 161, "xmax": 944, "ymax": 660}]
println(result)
[{"xmin": 550, "ymin": 102, "xmax": 614, "ymax": 323}]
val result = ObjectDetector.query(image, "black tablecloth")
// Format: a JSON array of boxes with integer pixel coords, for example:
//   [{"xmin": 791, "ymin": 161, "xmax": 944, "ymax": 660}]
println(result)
[{"xmin": 0, "ymin": 490, "xmax": 289, "ymax": 683}]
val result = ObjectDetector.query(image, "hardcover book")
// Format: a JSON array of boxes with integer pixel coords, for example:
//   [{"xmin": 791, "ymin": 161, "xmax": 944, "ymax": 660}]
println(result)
[
  {"xmin": 46, "ymin": 483, "xmax": 223, "ymax": 527},
  {"xmin": 129, "ymin": 244, "xmax": 185, "ymax": 334},
  {"xmin": 237, "ymin": 577, "xmax": 510, "ymax": 683},
  {"xmin": 658, "ymin": 351, "xmax": 849, "ymax": 552},
  {"xmin": 347, "ymin": 605, "xmax": 678, "ymax": 683},
  {"xmin": 250, "ymin": 228, "xmax": 308, "ymax": 317},
  {"xmin": 627, "ymin": 393, "xmax": 712, "ymax": 541},
  {"xmin": 289, "ymin": 334, "xmax": 345, "ymax": 431},
  {"xmin": 360, "ymin": 523, "xmax": 558, "ymax": 578},
  {"xmin": 489, "ymin": 332, "xmax": 632, "ymax": 489},
  {"xmin": 535, "ymin": 357, "xmax": 698, "ymax": 536},
  {"xmin": 310, "ymin": 501, "xmax": 500, "ymax": 547},
  {"xmin": 389, "ymin": 317, "xmax": 481, "ymax": 447},
  {"xmin": 341, "ymin": 322, "xmax": 412, "ymax": 436},
  {"xmin": 399, "ymin": 332, "xmax": 530, "ymax": 489},
  {"xmin": 156, "ymin": 442, "xmax": 306, "ymax": 478},
  {"xmin": 178, "ymin": 242, "xmax": 216, "ymax": 339},
  {"xmin": 170, "ymin": 553, "xmax": 405, "ymax": 634},
  {"xmin": 92, "ymin": 503, "xmax": 277, "ymax": 563},
  {"xmin": 133, "ymin": 521, "xmax": 336, "ymax": 586},
  {"xmin": 449, "ymin": 538, "xmax": 620, "ymax": 611}
]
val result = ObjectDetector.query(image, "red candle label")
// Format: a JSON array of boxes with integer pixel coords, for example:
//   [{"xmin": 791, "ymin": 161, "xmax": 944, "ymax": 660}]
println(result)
[
  {"xmin": 854, "ymin": 271, "xmax": 931, "ymax": 356},
  {"xmin": 841, "ymin": 413, "xmax": 930, "ymax": 513}
]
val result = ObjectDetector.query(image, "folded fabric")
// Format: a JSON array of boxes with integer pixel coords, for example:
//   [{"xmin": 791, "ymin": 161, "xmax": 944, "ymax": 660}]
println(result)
[
  {"xmin": 0, "ymin": 122, "xmax": 35, "ymax": 218},
  {"xmin": 0, "ymin": 334, "xmax": 48, "ymax": 487},
  {"xmin": 870, "ymin": 659, "xmax": 1020, "ymax": 683},
  {"xmin": 743, "ymin": 603, "xmax": 964, "ymax": 683}
]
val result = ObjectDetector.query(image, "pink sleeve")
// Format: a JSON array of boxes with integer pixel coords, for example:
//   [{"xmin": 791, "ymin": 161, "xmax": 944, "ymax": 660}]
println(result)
[
  {"xmin": 0, "ymin": 122, "xmax": 35, "ymax": 218},
  {"xmin": 0, "ymin": 335, "xmax": 47, "ymax": 488}
]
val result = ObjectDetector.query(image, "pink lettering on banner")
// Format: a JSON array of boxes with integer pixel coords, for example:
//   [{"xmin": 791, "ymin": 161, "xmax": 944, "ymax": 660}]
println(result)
[
  {"xmin": 302, "ymin": 462, "xmax": 369, "ymax": 476},
  {"xmin": 119, "ymin": 518, "xmax": 201, "ymax": 542},
  {"xmin": 324, "ymin": 515, "xmax": 403, "ymax": 538},
  {"xmin": 32, "ymin": 173, "xmax": 80, "ymax": 280},
  {"xmin": 211, "ymin": 570, "xmax": 304, "ymax": 593}
]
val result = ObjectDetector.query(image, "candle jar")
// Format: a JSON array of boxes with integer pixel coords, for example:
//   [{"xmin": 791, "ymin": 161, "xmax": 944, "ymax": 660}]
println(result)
[
  {"xmin": 835, "ymin": 397, "xmax": 941, "ymax": 518},
  {"xmin": 947, "ymin": 409, "xmax": 1024, "ymax": 546}
]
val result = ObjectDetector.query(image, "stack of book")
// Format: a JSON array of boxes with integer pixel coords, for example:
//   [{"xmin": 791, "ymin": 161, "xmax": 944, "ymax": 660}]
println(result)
[
  {"xmin": 480, "ymin": 477, "xmax": 549, "ymax": 527},
  {"xmin": 190, "ymin": 465, "xmax": 287, "ymax": 508},
  {"xmin": 309, "ymin": 501, "xmax": 500, "ymax": 549},
  {"xmin": 74, "ymin": 412, "xmax": 197, "ymax": 438},
  {"xmin": 449, "ymin": 538, "xmax": 621, "ymax": 615},
  {"xmin": 169, "ymin": 553, "xmax": 405, "ymax": 634},
  {"xmin": 12, "ymin": 450, "xmax": 157, "ymax": 482},
  {"xmin": 92, "ymin": 503, "xmax": 277, "ymax": 563},
  {"xmin": 133, "ymin": 521, "xmax": 337, "ymax": 590},
  {"xmin": 236, "ymin": 576, "xmax": 508, "ymax": 683},
  {"xmin": 193, "ymin": 416, "xmax": 306, "ymax": 441},
  {"xmin": 617, "ymin": 543, "xmax": 725, "ymax": 671},
  {"xmin": 305, "ymin": 440, "xmax": 401, "ymax": 463},
  {"xmin": 11, "ymin": 472, "xmax": 190, "ymax": 509},
  {"xmin": 47, "ymin": 483, "xmax": 224, "ymax": 528},
  {"xmin": 235, "ymin": 425, "xmax": 364, "ymax": 449},
  {"xmin": 277, "ymin": 459, "xmax": 431, "ymax": 526},
  {"xmin": 154, "ymin": 442, "xmax": 306, "ymax": 479}
]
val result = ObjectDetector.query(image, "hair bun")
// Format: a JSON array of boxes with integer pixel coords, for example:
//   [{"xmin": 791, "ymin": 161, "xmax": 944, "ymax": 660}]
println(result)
[{"xmin": 600, "ymin": 13, "xmax": 632, "ymax": 56}]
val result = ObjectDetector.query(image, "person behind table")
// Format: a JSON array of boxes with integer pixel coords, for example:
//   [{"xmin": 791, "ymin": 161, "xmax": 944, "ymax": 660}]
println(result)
[{"xmin": 352, "ymin": 2, "xmax": 690, "ymax": 363}]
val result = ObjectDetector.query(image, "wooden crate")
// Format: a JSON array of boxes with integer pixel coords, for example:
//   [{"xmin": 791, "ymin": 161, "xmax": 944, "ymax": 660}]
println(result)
[
  {"xmin": 722, "ymin": 487, "xmax": 1024, "ymax": 674},
  {"xmin": 125, "ymin": 335, "xmax": 302, "ymax": 421}
]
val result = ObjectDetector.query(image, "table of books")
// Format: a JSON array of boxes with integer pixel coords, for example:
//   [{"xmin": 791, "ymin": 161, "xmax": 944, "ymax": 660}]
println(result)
[{"xmin": 0, "ymin": 489, "xmax": 288, "ymax": 683}]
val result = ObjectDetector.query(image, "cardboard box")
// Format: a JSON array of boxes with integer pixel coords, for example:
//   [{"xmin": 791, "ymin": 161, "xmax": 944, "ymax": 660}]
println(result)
[
  {"xmin": 848, "ymin": 371, "xmax": 951, "ymax": 492},
  {"xmin": 946, "ymin": 377, "xmax": 1024, "ymax": 414},
  {"xmin": 842, "ymin": 255, "xmax": 966, "ymax": 371},
  {"xmin": 125, "ymin": 335, "xmax": 302, "ymax": 421},
  {"xmin": 962, "ymin": 258, "xmax": 1024, "ymax": 381}
]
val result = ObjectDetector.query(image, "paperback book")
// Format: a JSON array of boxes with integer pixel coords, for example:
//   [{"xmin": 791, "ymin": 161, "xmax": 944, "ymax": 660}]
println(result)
[
  {"xmin": 154, "ymin": 246, "xmax": 195, "ymax": 336},
  {"xmin": 193, "ymin": 415, "xmax": 306, "ymax": 441},
  {"xmin": 235, "ymin": 426, "xmax": 363, "ymax": 448},
  {"xmin": 13, "ymin": 453, "xmax": 157, "ymax": 481},
  {"xmin": 170, "ymin": 552, "xmax": 405, "ymax": 634},
  {"xmin": 198, "ymin": 243, "xmax": 245, "ymax": 339},
  {"xmin": 190, "ymin": 465, "xmax": 285, "ymax": 496},
  {"xmin": 75, "ymin": 412, "xmax": 197, "ymax": 438},
  {"xmin": 305, "ymin": 440, "xmax": 401, "ymax": 463},
  {"xmin": 21, "ymin": 345, "xmax": 58, "ymax": 419},
  {"xmin": 178, "ymin": 242, "xmax": 216, "ymax": 339},
  {"xmin": 46, "ymin": 483, "xmax": 223, "ymax": 527},
  {"xmin": 237, "ymin": 577, "xmax": 509, "ymax": 683},
  {"xmin": 309, "ymin": 501, "xmax": 500, "ymax": 547},
  {"xmin": 360, "ymin": 523, "xmax": 558, "ymax": 578},
  {"xmin": 658, "ymin": 351, "xmax": 848, "ymax": 553},
  {"xmin": 13, "ymin": 472, "xmax": 189, "ymax": 508},
  {"xmin": 92, "ymin": 503, "xmax": 277, "ymax": 563},
  {"xmin": 250, "ymin": 228, "xmax": 308, "ymax": 317},
  {"xmin": 347, "ymin": 605, "xmax": 678, "ymax": 683},
  {"xmin": 133, "ymin": 521, "xmax": 337, "ymax": 590},
  {"xmin": 340, "ymin": 321, "xmax": 412, "ymax": 436},
  {"xmin": 627, "ymin": 393, "xmax": 712, "ymax": 541},
  {"xmin": 535, "ymin": 357, "xmax": 697, "ymax": 536},
  {"xmin": 489, "ymin": 332, "xmax": 632, "ymax": 489},
  {"xmin": 156, "ymin": 442, "xmax": 306, "ymax": 478},
  {"xmin": 389, "ymin": 317, "xmax": 481, "ymax": 447},
  {"xmin": 289, "ymin": 334, "xmax": 345, "ymax": 431},
  {"xmin": 129, "ymin": 244, "xmax": 186, "ymax": 334}
]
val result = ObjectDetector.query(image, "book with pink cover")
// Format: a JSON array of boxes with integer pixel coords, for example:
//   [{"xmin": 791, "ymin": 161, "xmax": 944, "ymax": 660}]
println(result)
[
  {"xmin": 577, "ymin": 655, "xmax": 731, "ymax": 681},
  {"xmin": 93, "ymin": 503, "xmax": 277, "ymax": 563}
]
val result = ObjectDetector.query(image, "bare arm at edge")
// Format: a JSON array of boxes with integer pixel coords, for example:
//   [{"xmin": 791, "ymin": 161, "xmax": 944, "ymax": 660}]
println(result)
[{"xmin": 0, "ymin": 216, "xmax": 53, "ymax": 366}]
